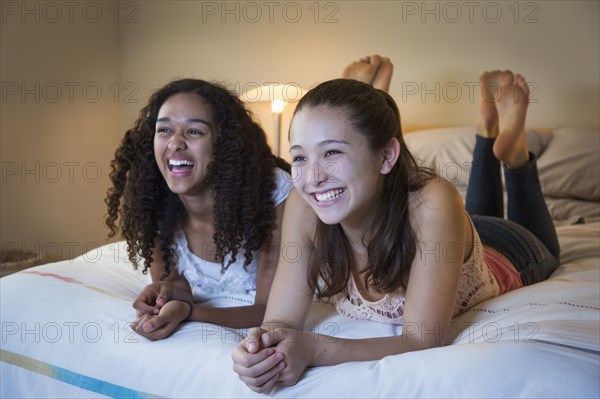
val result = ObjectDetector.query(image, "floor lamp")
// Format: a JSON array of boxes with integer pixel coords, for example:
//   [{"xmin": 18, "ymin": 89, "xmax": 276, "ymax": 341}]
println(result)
[{"xmin": 242, "ymin": 84, "xmax": 306, "ymax": 157}]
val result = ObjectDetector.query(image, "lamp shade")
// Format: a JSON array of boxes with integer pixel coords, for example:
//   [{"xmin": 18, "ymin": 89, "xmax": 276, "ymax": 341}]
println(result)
[{"xmin": 241, "ymin": 84, "xmax": 307, "ymax": 158}]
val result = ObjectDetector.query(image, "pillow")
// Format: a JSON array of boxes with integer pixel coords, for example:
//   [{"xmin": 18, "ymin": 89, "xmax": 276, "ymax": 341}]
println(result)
[
  {"xmin": 404, "ymin": 126, "xmax": 552, "ymax": 199},
  {"xmin": 545, "ymin": 197, "xmax": 600, "ymax": 226},
  {"xmin": 537, "ymin": 127, "xmax": 600, "ymax": 201}
]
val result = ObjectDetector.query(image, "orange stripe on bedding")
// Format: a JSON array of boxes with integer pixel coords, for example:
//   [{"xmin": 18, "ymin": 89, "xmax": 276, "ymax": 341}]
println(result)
[
  {"xmin": 19, "ymin": 270, "xmax": 82, "ymax": 284},
  {"xmin": 19, "ymin": 270, "xmax": 131, "ymax": 302}
]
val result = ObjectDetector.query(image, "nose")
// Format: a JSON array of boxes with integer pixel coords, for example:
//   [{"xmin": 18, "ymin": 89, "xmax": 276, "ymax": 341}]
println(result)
[
  {"xmin": 167, "ymin": 131, "xmax": 186, "ymax": 151},
  {"xmin": 307, "ymin": 161, "xmax": 329, "ymax": 186}
]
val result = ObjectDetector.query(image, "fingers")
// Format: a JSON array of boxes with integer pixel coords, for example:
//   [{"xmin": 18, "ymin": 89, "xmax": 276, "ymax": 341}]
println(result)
[
  {"xmin": 131, "ymin": 314, "xmax": 158, "ymax": 334},
  {"xmin": 246, "ymin": 371, "xmax": 280, "ymax": 394},
  {"xmin": 260, "ymin": 328, "xmax": 288, "ymax": 348},
  {"xmin": 156, "ymin": 283, "xmax": 172, "ymax": 307},
  {"xmin": 241, "ymin": 362, "xmax": 284, "ymax": 394},
  {"xmin": 232, "ymin": 345, "xmax": 280, "ymax": 370},
  {"xmin": 130, "ymin": 314, "xmax": 151, "ymax": 335},
  {"xmin": 132, "ymin": 298, "xmax": 158, "ymax": 316},
  {"xmin": 232, "ymin": 347, "xmax": 286, "ymax": 393},
  {"xmin": 132, "ymin": 283, "xmax": 164, "ymax": 315},
  {"xmin": 130, "ymin": 314, "xmax": 175, "ymax": 341}
]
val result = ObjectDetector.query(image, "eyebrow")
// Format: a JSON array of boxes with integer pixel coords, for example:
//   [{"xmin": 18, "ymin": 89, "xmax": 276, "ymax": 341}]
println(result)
[
  {"xmin": 156, "ymin": 117, "xmax": 211, "ymax": 127},
  {"xmin": 290, "ymin": 139, "xmax": 349, "ymax": 151}
]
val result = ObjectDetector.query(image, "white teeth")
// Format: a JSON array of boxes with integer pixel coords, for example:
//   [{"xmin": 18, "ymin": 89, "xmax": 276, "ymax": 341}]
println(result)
[
  {"xmin": 315, "ymin": 189, "xmax": 344, "ymax": 202},
  {"xmin": 169, "ymin": 159, "xmax": 194, "ymax": 167}
]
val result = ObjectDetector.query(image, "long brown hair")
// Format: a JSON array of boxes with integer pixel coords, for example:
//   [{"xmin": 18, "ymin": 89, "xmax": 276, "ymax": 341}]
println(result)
[{"xmin": 293, "ymin": 79, "xmax": 436, "ymax": 298}]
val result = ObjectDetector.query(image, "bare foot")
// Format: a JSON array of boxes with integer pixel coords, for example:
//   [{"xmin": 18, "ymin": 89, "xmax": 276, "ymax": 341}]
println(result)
[
  {"xmin": 372, "ymin": 56, "xmax": 393, "ymax": 92},
  {"xmin": 342, "ymin": 55, "xmax": 394, "ymax": 92},
  {"xmin": 477, "ymin": 70, "xmax": 512, "ymax": 138},
  {"xmin": 493, "ymin": 73, "xmax": 530, "ymax": 168}
]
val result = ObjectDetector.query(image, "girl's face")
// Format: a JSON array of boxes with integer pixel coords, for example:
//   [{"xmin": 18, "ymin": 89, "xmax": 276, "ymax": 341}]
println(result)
[
  {"xmin": 289, "ymin": 105, "xmax": 388, "ymax": 230},
  {"xmin": 154, "ymin": 92, "xmax": 215, "ymax": 197}
]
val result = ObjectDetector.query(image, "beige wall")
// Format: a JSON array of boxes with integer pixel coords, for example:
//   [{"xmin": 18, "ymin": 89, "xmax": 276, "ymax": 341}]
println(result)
[
  {"xmin": 120, "ymin": 0, "xmax": 600, "ymax": 149},
  {"xmin": 1, "ymin": 1, "xmax": 123, "ymax": 261},
  {"xmin": 1, "ymin": 0, "xmax": 598, "ymax": 261}
]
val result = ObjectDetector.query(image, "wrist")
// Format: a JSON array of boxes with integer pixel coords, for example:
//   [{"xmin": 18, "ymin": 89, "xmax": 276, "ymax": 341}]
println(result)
[
  {"xmin": 178, "ymin": 300, "xmax": 194, "ymax": 322},
  {"xmin": 304, "ymin": 331, "xmax": 320, "ymax": 366},
  {"xmin": 172, "ymin": 286, "xmax": 194, "ymax": 302},
  {"xmin": 310, "ymin": 332, "xmax": 340, "ymax": 366}
]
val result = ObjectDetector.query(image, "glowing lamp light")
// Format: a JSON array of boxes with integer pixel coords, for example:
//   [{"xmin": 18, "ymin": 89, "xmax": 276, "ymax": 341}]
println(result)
[
  {"xmin": 271, "ymin": 99, "xmax": 286, "ymax": 113},
  {"xmin": 242, "ymin": 84, "xmax": 306, "ymax": 156}
]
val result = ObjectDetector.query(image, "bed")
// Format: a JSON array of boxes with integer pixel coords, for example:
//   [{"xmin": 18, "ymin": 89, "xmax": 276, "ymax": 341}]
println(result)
[{"xmin": 2, "ymin": 126, "xmax": 599, "ymax": 398}]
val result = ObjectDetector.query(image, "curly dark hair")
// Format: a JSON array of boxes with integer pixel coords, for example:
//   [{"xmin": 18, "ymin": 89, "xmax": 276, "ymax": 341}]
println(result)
[
  {"xmin": 105, "ymin": 79, "xmax": 290, "ymax": 277},
  {"xmin": 293, "ymin": 79, "xmax": 437, "ymax": 298}
]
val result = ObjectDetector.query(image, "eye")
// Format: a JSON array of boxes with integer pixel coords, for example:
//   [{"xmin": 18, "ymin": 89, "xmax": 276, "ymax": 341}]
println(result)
[
  {"xmin": 324, "ymin": 149, "xmax": 341, "ymax": 157},
  {"xmin": 187, "ymin": 129, "xmax": 203, "ymax": 135},
  {"xmin": 156, "ymin": 127, "xmax": 171, "ymax": 134},
  {"xmin": 291, "ymin": 155, "xmax": 306, "ymax": 163}
]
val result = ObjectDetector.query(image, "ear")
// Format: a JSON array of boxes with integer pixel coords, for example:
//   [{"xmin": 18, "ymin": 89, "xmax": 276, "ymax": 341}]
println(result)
[{"xmin": 380, "ymin": 138, "xmax": 401, "ymax": 175}]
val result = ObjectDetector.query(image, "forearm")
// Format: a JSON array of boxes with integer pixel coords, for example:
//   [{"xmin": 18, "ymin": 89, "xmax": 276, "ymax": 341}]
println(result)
[
  {"xmin": 310, "ymin": 332, "xmax": 444, "ymax": 366},
  {"xmin": 188, "ymin": 304, "xmax": 266, "ymax": 329}
]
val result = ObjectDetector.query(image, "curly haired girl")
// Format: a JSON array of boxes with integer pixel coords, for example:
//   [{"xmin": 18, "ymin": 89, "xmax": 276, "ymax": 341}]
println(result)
[{"xmin": 105, "ymin": 79, "xmax": 292, "ymax": 340}]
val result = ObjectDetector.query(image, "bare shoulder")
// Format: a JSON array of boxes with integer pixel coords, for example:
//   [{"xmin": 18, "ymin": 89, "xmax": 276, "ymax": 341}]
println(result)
[{"xmin": 409, "ymin": 178, "xmax": 467, "ymax": 237}]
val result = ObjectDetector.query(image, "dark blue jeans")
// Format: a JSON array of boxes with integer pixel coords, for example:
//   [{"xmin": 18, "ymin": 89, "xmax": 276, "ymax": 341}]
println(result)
[{"xmin": 465, "ymin": 135, "xmax": 560, "ymax": 285}]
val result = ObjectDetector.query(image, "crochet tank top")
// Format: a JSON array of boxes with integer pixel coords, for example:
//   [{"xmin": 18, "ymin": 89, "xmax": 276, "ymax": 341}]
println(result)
[{"xmin": 332, "ymin": 217, "xmax": 502, "ymax": 324}]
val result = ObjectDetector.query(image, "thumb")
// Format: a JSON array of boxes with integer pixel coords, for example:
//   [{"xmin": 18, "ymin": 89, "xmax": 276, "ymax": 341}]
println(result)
[
  {"xmin": 262, "ymin": 328, "xmax": 288, "ymax": 348},
  {"xmin": 156, "ymin": 284, "xmax": 171, "ymax": 307},
  {"xmin": 245, "ymin": 327, "xmax": 265, "ymax": 354},
  {"xmin": 142, "ymin": 314, "xmax": 168, "ymax": 333},
  {"xmin": 142, "ymin": 319, "xmax": 155, "ymax": 332}
]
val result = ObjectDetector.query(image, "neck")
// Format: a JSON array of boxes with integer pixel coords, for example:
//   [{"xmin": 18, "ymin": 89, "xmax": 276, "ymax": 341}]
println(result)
[
  {"xmin": 339, "ymin": 223, "xmax": 369, "ymax": 273},
  {"xmin": 340, "ymin": 191, "xmax": 387, "ymax": 274},
  {"xmin": 179, "ymin": 191, "xmax": 214, "ymax": 224}
]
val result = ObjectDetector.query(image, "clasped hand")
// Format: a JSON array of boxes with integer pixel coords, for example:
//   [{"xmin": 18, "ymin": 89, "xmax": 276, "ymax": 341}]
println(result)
[
  {"xmin": 131, "ymin": 281, "xmax": 192, "ymax": 340},
  {"xmin": 232, "ymin": 326, "xmax": 315, "ymax": 393}
]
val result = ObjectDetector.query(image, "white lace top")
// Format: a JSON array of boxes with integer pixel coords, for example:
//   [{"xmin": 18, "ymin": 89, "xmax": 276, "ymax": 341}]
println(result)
[
  {"xmin": 175, "ymin": 168, "xmax": 293, "ymax": 301},
  {"xmin": 332, "ymin": 217, "xmax": 501, "ymax": 325}
]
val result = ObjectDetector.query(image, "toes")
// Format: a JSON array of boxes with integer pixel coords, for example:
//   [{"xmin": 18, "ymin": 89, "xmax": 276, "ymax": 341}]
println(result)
[
  {"xmin": 513, "ymin": 74, "xmax": 530, "ymax": 94},
  {"xmin": 369, "ymin": 54, "xmax": 382, "ymax": 67},
  {"xmin": 499, "ymin": 70, "xmax": 515, "ymax": 86}
]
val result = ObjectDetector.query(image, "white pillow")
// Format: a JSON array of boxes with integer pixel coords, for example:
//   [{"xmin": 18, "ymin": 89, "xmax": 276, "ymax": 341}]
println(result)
[
  {"xmin": 545, "ymin": 197, "xmax": 600, "ymax": 225},
  {"xmin": 537, "ymin": 127, "xmax": 600, "ymax": 201},
  {"xmin": 404, "ymin": 126, "xmax": 552, "ymax": 199}
]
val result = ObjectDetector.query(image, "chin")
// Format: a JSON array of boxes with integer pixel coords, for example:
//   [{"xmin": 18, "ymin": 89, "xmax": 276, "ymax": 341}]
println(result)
[{"xmin": 314, "ymin": 211, "xmax": 343, "ymax": 226}]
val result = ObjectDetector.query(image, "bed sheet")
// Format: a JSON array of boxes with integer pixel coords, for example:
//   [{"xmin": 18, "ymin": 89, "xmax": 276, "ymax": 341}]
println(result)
[{"xmin": 1, "ymin": 223, "xmax": 599, "ymax": 398}]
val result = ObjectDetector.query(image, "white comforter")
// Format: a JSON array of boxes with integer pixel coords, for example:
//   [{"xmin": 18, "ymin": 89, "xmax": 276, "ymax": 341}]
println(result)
[{"xmin": 1, "ymin": 223, "xmax": 599, "ymax": 398}]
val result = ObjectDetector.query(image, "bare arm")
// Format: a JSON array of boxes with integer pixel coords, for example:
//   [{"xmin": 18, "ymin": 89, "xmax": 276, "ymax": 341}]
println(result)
[
  {"xmin": 283, "ymin": 179, "xmax": 469, "ymax": 367},
  {"xmin": 261, "ymin": 189, "xmax": 317, "ymax": 328},
  {"xmin": 233, "ymin": 180, "xmax": 471, "ymax": 390},
  {"xmin": 231, "ymin": 189, "xmax": 318, "ymax": 391}
]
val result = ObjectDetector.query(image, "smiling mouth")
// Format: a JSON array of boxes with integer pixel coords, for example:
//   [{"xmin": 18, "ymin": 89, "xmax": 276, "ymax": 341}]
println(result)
[
  {"xmin": 168, "ymin": 159, "xmax": 194, "ymax": 172},
  {"xmin": 314, "ymin": 189, "xmax": 345, "ymax": 202}
]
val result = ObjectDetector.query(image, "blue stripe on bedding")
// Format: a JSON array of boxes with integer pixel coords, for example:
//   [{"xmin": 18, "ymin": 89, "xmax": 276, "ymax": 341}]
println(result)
[
  {"xmin": 0, "ymin": 349, "xmax": 164, "ymax": 398},
  {"xmin": 528, "ymin": 340, "xmax": 600, "ymax": 356}
]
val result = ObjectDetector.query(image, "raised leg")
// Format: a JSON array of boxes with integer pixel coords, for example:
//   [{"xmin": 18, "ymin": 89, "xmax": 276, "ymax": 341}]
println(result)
[{"xmin": 465, "ymin": 71, "xmax": 509, "ymax": 217}]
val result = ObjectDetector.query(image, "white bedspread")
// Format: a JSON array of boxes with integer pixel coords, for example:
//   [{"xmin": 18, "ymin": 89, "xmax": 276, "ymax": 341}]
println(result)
[{"xmin": 1, "ymin": 223, "xmax": 599, "ymax": 398}]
